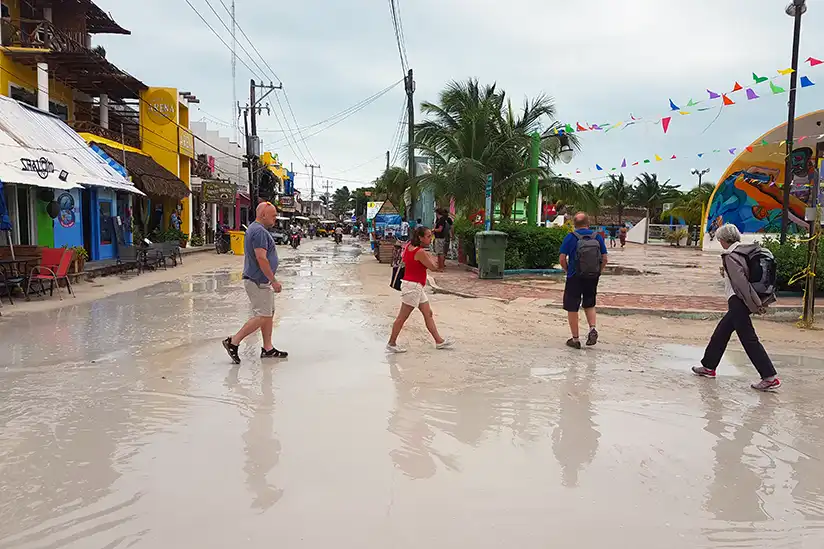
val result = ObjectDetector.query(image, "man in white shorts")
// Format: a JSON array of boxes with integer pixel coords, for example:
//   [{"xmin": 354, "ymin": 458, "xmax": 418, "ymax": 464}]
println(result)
[{"xmin": 223, "ymin": 202, "xmax": 288, "ymax": 364}]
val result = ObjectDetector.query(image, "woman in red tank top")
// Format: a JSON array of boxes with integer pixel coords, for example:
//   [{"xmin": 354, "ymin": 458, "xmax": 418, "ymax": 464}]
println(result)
[{"xmin": 387, "ymin": 226, "xmax": 453, "ymax": 353}]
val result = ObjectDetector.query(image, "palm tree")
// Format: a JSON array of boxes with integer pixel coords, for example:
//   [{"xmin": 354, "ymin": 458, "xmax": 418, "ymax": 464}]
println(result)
[
  {"xmin": 633, "ymin": 172, "xmax": 681, "ymax": 219},
  {"xmin": 414, "ymin": 78, "xmax": 584, "ymax": 218},
  {"xmin": 601, "ymin": 173, "xmax": 633, "ymax": 224},
  {"xmin": 331, "ymin": 186, "xmax": 351, "ymax": 217},
  {"xmin": 661, "ymin": 182, "xmax": 714, "ymax": 225},
  {"xmin": 375, "ymin": 167, "xmax": 414, "ymax": 213}
]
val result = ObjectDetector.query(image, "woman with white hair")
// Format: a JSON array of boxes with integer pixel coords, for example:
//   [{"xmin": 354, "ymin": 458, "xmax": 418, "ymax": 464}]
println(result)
[{"xmin": 692, "ymin": 224, "xmax": 780, "ymax": 391}]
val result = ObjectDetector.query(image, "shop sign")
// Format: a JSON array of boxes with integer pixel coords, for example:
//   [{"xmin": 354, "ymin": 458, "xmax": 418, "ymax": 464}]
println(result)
[
  {"xmin": 367, "ymin": 201, "xmax": 383, "ymax": 220},
  {"xmin": 20, "ymin": 157, "xmax": 55, "ymax": 179},
  {"xmin": 145, "ymin": 88, "xmax": 176, "ymax": 126},
  {"xmin": 202, "ymin": 180, "xmax": 236, "ymax": 206},
  {"xmin": 179, "ymin": 128, "xmax": 195, "ymax": 158},
  {"xmin": 280, "ymin": 196, "xmax": 295, "ymax": 210}
]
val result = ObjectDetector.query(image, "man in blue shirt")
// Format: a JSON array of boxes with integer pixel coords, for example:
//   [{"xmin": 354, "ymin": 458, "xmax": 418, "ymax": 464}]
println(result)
[
  {"xmin": 223, "ymin": 202, "xmax": 288, "ymax": 364},
  {"xmin": 559, "ymin": 212, "xmax": 608, "ymax": 349}
]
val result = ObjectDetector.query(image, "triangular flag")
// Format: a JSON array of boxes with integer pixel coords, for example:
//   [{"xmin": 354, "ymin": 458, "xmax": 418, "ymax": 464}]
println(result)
[
  {"xmin": 697, "ymin": 107, "xmax": 713, "ymax": 111},
  {"xmin": 613, "ymin": 121, "xmax": 624, "ymax": 128},
  {"xmin": 732, "ymin": 82, "xmax": 743, "ymax": 92},
  {"xmin": 729, "ymin": 148, "xmax": 737, "ymax": 155},
  {"xmin": 591, "ymin": 124, "xmax": 601, "ymax": 130},
  {"xmin": 577, "ymin": 122, "xmax": 588, "ymax": 131},
  {"xmin": 746, "ymin": 146, "xmax": 754, "ymax": 153},
  {"xmin": 752, "ymin": 72, "xmax": 768, "ymax": 84},
  {"xmin": 669, "ymin": 99, "xmax": 680, "ymax": 111},
  {"xmin": 713, "ymin": 149, "xmax": 721, "ymax": 153},
  {"xmin": 761, "ymin": 139, "xmax": 769, "ymax": 146},
  {"xmin": 671, "ymin": 154, "xmax": 677, "ymax": 159},
  {"xmin": 798, "ymin": 136, "xmax": 807, "ymax": 143},
  {"xmin": 662, "ymin": 116, "xmax": 671, "ymax": 134},
  {"xmin": 564, "ymin": 124, "xmax": 575, "ymax": 133},
  {"xmin": 722, "ymin": 94, "xmax": 735, "ymax": 106},
  {"xmin": 778, "ymin": 68, "xmax": 795, "ymax": 75},
  {"xmin": 630, "ymin": 114, "xmax": 638, "ymax": 121},
  {"xmin": 698, "ymin": 153, "xmax": 704, "ymax": 158},
  {"xmin": 679, "ymin": 111, "xmax": 690, "ymax": 115},
  {"xmin": 596, "ymin": 164, "xmax": 603, "ymax": 171},
  {"xmin": 655, "ymin": 155, "xmax": 663, "ymax": 161},
  {"xmin": 576, "ymin": 170, "xmax": 581, "ymax": 174},
  {"xmin": 632, "ymin": 161, "xmax": 639, "ymax": 166},
  {"xmin": 770, "ymin": 81, "xmax": 786, "ymax": 94},
  {"xmin": 801, "ymin": 76, "xmax": 815, "ymax": 88},
  {"xmin": 746, "ymin": 88, "xmax": 759, "ymax": 100},
  {"xmin": 611, "ymin": 168, "xmax": 616, "ymax": 171},
  {"xmin": 621, "ymin": 159, "xmax": 627, "ymax": 168},
  {"xmin": 643, "ymin": 159, "xmax": 650, "ymax": 164},
  {"xmin": 686, "ymin": 98, "xmax": 699, "ymax": 107},
  {"xmin": 807, "ymin": 57, "xmax": 823, "ymax": 67},
  {"xmin": 708, "ymin": 89, "xmax": 720, "ymax": 99}
]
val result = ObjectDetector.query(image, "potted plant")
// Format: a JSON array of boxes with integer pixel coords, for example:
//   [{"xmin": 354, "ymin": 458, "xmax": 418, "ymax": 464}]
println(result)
[
  {"xmin": 71, "ymin": 246, "xmax": 89, "ymax": 273},
  {"xmin": 190, "ymin": 234, "xmax": 205, "ymax": 247}
]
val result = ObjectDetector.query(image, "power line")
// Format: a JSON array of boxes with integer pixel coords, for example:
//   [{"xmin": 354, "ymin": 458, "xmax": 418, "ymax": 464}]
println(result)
[{"xmin": 215, "ymin": 0, "xmax": 282, "ymax": 85}]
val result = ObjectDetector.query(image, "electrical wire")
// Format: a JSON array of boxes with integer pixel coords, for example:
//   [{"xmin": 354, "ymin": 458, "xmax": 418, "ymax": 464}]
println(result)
[{"xmin": 388, "ymin": 0, "xmax": 409, "ymax": 74}]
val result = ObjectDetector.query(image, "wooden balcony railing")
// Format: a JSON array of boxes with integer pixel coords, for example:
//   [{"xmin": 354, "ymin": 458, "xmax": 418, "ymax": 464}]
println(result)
[
  {"xmin": 69, "ymin": 120, "xmax": 141, "ymax": 150},
  {"xmin": 1, "ymin": 18, "xmax": 87, "ymax": 53}
]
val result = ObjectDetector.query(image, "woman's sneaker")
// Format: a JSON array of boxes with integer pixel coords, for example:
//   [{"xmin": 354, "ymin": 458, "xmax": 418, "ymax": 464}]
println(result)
[
  {"xmin": 691, "ymin": 366, "xmax": 716, "ymax": 378},
  {"xmin": 386, "ymin": 343, "xmax": 407, "ymax": 354},
  {"xmin": 752, "ymin": 378, "xmax": 781, "ymax": 391},
  {"xmin": 566, "ymin": 338, "xmax": 582, "ymax": 350},
  {"xmin": 436, "ymin": 337, "xmax": 454, "ymax": 350}
]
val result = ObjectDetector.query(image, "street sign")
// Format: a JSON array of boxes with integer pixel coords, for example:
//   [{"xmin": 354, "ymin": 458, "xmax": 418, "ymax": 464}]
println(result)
[
  {"xmin": 485, "ymin": 173, "xmax": 493, "ymax": 230},
  {"xmin": 202, "ymin": 180, "xmax": 236, "ymax": 206}
]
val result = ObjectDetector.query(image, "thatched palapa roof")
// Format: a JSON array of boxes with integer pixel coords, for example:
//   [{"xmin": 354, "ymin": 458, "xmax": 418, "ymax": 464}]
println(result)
[{"xmin": 92, "ymin": 142, "xmax": 190, "ymax": 200}]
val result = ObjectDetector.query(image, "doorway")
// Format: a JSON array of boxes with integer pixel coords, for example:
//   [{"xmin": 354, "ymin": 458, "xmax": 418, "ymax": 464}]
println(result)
[{"xmin": 81, "ymin": 190, "xmax": 92, "ymax": 256}]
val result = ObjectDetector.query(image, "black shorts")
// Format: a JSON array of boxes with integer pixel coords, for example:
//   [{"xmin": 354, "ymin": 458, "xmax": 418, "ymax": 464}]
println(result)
[{"xmin": 563, "ymin": 275, "xmax": 599, "ymax": 312}]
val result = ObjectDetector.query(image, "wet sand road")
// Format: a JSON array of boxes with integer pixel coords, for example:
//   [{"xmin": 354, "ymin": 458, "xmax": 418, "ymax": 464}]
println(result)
[{"xmin": 1, "ymin": 238, "xmax": 824, "ymax": 548}]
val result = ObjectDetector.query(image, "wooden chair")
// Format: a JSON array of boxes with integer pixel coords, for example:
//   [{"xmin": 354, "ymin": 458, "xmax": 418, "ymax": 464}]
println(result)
[{"xmin": 26, "ymin": 248, "xmax": 74, "ymax": 300}]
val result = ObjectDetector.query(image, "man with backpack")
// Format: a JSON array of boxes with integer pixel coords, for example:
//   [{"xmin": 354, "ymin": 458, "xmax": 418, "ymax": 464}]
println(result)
[
  {"xmin": 692, "ymin": 224, "xmax": 780, "ymax": 391},
  {"xmin": 559, "ymin": 213, "xmax": 608, "ymax": 349}
]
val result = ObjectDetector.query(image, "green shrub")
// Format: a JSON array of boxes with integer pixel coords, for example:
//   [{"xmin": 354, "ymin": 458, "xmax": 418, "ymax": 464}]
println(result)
[
  {"xmin": 497, "ymin": 222, "xmax": 570, "ymax": 270},
  {"xmin": 761, "ymin": 235, "xmax": 824, "ymax": 292}
]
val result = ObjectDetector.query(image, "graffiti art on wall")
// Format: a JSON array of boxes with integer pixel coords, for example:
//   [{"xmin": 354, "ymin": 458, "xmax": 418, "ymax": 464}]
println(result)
[{"xmin": 57, "ymin": 192, "xmax": 76, "ymax": 229}]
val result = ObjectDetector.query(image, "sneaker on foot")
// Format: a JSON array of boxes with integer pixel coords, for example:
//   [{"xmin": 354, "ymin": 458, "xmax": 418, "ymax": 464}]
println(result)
[
  {"xmin": 692, "ymin": 366, "xmax": 717, "ymax": 378},
  {"xmin": 752, "ymin": 378, "xmax": 781, "ymax": 391},
  {"xmin": 386, "ymin": 343, "xmax": 407, "ymax": 354},
  {"xmin": 436, "ymin": 337, "xmax": 454, "ymax": 350},
  {"xmin": 586, "ymin": 328, "xmax": 599, "ymax": 346},
  {"xmin": 223, "ymin": 337, "xmax": 241, "ymax": 364},
  {"xmin": 261, "ymin": 347, "xmax": 288, "ymax": 358},
  {"xmin": 566, "ymin": 338, "xmax": 582, "ymax": 350}
]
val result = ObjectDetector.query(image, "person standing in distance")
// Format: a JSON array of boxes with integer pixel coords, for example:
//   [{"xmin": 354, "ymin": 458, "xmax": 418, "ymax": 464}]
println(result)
[
  {"xmin": 223, "ymin": 202, "xmax": 288, "ymax": 364},
  {"xmin": 387, "ymin": 225, "xmax": 453, "ymax": 353},
  {"xmin": 559, "ymin": 212, "xmax": 608, "ymax": 349}
]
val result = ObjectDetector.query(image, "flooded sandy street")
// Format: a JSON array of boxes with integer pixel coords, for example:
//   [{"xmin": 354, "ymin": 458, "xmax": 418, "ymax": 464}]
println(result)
[{"xmin": 1, "ymin": 238, "xmax": 824, "ymax": 548}]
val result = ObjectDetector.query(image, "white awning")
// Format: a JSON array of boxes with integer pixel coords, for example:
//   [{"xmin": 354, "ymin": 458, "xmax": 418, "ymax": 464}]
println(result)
[{"xmin": 0, "ymin": 96, "xmax": 144, "ymax": 195}]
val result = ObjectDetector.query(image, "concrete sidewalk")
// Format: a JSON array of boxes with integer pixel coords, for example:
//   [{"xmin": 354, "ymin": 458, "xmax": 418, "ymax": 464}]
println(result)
[{"xmin": 430, "ymin": 244, "xmax": 815, "ymax": 322}]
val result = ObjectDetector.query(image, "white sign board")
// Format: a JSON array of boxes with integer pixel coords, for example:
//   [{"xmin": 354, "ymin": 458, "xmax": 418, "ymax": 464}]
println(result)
[{"xmin": 366, "ymin": 201, "xmax": 383, "ymax": 220}]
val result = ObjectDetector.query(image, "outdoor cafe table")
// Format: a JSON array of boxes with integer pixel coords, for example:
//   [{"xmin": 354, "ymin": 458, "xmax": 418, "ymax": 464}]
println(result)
[{"xmin": 0, "ymin": 256, "xmax": 39, "ymax": 277}]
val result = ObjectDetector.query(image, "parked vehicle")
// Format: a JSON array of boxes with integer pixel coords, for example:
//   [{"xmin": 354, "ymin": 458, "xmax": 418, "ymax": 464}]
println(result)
[{"xmin": 215, "ymin": 224, "xmax": 231, "ymax": 254}]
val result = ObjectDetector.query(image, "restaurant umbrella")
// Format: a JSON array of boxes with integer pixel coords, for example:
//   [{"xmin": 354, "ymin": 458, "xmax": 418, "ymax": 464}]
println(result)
[{"xmin": 0, "ymin": 179, "xmax": 13, "ymax": 259}]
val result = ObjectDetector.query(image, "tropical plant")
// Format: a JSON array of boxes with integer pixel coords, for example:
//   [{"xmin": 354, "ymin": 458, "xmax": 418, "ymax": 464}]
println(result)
[
  {"xmin": 601, "ymin": 173, "xmax": 634, "ymax": 224},
  {"xmin": 414, "ymin": 78, "xmax": 583, "ymax": 219},
  {"xmin": 375, "ymin": 167, "xmax": 414, "ymax": 213},
  {"xmin": 664, "ymin": 227, "xmax": 689, "ymax": 247},
  {"xmin": 661, "ymin": 182, "xmax": 714, "ymax": 225},
  {"xmin": 190, "ymin": 234, "xmax": 205, "ymax": 247},
  {"xmin": 70, "ymin": 245, "xmax": 89, "ymax": 261},
  {"xmin": 634, "ymin": 172, "xmax": 681, "ymax": 218},
  {"xmin": 349, "ymin": 187, "xmax": 375, "ymax": 217},
  {"xmin": 331, "ymin": 186, "xmax": 351, "ymax": 217}
]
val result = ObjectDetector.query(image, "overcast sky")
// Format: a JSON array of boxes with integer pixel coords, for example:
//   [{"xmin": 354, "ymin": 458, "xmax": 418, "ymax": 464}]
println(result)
[{"xmin": 97, "ymin": 0, "xmax": 824, "ymax": 195}]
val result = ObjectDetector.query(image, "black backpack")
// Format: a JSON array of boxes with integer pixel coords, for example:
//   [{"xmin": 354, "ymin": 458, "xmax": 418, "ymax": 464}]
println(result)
[
  {"xmin": 736, "ymin": 246, "xmax": 777, "ymax": 297},
  {"xmin": 574, "ymin": 231, "xmax": 603, "ymax": 279}
]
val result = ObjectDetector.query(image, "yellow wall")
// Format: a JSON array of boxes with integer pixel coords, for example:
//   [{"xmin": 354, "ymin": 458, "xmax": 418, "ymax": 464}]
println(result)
[
  {"xmin": 0, "ymin": 55, "xmax": 76, "ymax": 120},
  {"xmin": 140, "ymin": 86, "xmax": 192, "ymax": 235}
]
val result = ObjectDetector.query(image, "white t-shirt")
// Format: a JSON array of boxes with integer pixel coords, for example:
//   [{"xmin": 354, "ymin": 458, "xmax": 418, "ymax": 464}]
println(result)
[{"xmin": 400, "ymin": 221, "xmax": 409, "ymax": 237}]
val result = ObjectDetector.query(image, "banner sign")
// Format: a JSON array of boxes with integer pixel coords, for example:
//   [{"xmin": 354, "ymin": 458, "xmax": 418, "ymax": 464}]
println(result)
[{"xmin": 202, "ymin": 180, "xmax": 235, "ymax": 206}]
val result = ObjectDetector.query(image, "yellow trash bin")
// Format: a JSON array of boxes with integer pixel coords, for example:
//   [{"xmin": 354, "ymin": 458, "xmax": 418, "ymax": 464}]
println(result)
[{"xmin": 228, "ymin": 230, "xmax": 245, "ymax": 255}]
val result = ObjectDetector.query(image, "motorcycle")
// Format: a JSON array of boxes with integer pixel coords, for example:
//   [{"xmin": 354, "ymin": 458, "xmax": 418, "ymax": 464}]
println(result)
[
  {"xmin": 334, "ymin": 232, "xmax": 343, "ymax": 245},
  {"xmin": 215, "ymin": 225, "xmax": 231, "ymax": 254},
  {"xmin": 289, "ymin": 232, "xmax": 301, "ymax": 249}
]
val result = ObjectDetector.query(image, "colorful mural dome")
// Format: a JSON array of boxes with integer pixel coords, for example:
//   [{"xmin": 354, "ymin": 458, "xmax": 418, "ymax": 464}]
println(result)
[{"xmin": 704, "ymin": 110, "xmax": 824, "ymax": 247}]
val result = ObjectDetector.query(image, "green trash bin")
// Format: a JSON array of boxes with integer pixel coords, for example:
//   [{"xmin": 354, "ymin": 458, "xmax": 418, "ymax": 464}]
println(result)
[{"xmin": 475, "ymin": 230, "xmax": 508, "ymax": 279}]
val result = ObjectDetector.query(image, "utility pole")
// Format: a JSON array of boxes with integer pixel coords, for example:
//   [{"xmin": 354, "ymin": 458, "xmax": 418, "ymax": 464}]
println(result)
[
  {"xmin": 405, "ymin": 68, "xmax": 416, "ymax": 220},
  {"xmin": 386, "ymin": 150, "xmax": 390, "ymax": 171},
  {"xmin": 802, "ymin": 144, "xmax": 822, "ymax": 327},
  {"xmin": 324, "ymin": 180, "xmax": 333, "ymax": 219},
  {"xmin": 780, "ymin": 0, "xmax": 807, "ymax": 244},
  {"xmin": 305, "ymin": 163, "xmax": 320, "ymax": 218},
  {"xmin": 240, "ymin": 79, "xmax": 281, "ymax": 220}
]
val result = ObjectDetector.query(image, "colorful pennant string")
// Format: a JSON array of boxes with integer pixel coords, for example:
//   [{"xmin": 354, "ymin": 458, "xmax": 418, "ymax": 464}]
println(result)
[{"xmin": 746, "ymin": 88, "xmax": 759, "ymax": 100}]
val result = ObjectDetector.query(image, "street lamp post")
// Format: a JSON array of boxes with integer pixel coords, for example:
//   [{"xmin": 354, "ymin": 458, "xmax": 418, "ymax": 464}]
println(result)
[
  {"xmin": 692, "ymin": 168, "xmax": 711, "ymax": 247},
  {"xmin": 529, "ymin": 124, "xmax": 574, "ymax": 226},
  {"xmin": 780, "ymin": 0, "xmax": 807, "ymax": 244}
]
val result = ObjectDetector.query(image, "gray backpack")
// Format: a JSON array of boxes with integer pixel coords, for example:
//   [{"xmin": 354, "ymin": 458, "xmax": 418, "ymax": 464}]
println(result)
[{"xmin": 574, "ymin": 231, "xmax": 603, "ymax": 279}]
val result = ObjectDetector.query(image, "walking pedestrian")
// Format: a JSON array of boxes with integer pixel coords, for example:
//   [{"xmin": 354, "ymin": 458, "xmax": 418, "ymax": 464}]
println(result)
[
  {"xmin": 399, "ymin": 216, "xmax": 410, "ymax": 241},
  {"xmin": 559, "ymin": 212, "xmax": 608, "ymax": 349},
  {"xmin": 692, "ymin": 224, "xmax": 780, "ymax": 391},
  {"xmin": 387, "ymin": 225, "xmax": 453, "ymax": 353},
  {"xmin": 608, "ymin": 225, "xmax": 617, "ymax": 248},
  {"xmin": 223, "ymin": 202, "xmax": 288, "ymax": 364},
  {"xmin": 619, "ymin": 226, "xmax": 628, "ymax": 249},
  {"xmin": 433, "ymin": 209, "xmax": 450, "ymax": 271}
]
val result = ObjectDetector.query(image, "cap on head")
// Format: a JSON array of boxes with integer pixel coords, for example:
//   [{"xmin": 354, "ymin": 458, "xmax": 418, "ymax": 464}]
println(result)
[{"xmin": 573, "ymin": 212, "xmax": 590, "ymax": 228}]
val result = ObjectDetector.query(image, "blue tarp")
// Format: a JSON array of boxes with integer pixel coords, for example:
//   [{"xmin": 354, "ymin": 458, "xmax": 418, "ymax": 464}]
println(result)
[{"xmin": 0, "ymin": 180, "xmax": 11, "ymax": 231}]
